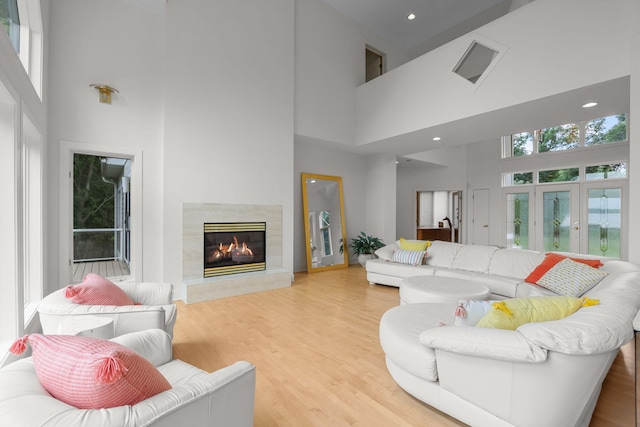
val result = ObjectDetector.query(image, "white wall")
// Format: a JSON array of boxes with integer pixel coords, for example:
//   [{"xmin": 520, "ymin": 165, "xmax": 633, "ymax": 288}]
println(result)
[
  {"xmin": 162, "ymin": 0, "xmax": 295, "ymax": 287},
  {"xmin": 46, "ymin": 0, "xmax": 164, "ymax": 290},
  {"xmin": 365, "ymin": 154, "xmax": 397, "ymax": 246},
  {"xmin": 293, "ymin": 139, "xmax": 368, "ymax": 271},
  {"xmin": 356, "ymin": 0, "xmax": 636, "ymax": 145},
  {"xmin": 294, "ymin": 0, "xmax": 409, "ymax": 146}
]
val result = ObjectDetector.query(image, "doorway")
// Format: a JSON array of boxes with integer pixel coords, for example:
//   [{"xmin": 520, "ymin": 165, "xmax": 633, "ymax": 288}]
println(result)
[
  {"xmin": 505, "ymin": 182, "xmax": 625, "ymax": 258},
  {"xmin": 59, "ymin": 142, "xmax": 142, "ymax": 286},
  {"xmin": 72, "ymin": 154, "xmax": 131, "ymax": 281},
  {"xmin": 416, "ymin": 190, "xmax": 462, "ymax": 243},
  {"xmin": 535, "ymin": 184, "xmax": 580, "ymax": 253},
  {"xmin": 366, "ymin": 47, "xmax": 384, "ymax": 82}
]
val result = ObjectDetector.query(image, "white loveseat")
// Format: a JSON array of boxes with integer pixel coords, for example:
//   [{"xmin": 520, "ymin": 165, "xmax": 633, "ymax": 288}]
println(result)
[
  {"xmin": 0, "ymin": 329, "xmax": 256, "ymax": 427},
  {"xmin": 376, "ymin": 241, "xmax": 640, "ymax": 426},
  {"xmin": 38, "ymin": 281, "xmax": 178, "ymax": 338}
]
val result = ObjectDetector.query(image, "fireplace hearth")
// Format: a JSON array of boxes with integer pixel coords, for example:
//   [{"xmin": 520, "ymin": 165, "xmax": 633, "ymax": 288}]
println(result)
[{"xmin": 203, "ymin": 222, "xmax": 266, "ymax": 277}]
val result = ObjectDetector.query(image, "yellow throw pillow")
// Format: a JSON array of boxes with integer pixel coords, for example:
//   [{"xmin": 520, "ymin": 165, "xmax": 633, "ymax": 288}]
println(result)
[
  {"xmin": 399, "ymin": 238, "xmax": 430, "ymax": 251},
  {"xmin": 475, "ymin": 296, "xmax": 599, "ymax": 330}
]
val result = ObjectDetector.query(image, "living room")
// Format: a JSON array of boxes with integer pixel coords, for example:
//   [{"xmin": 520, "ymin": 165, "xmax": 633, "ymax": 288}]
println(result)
[{"xmin": 0, "ymin": 0, "xmax": 639, "ymax": 425}]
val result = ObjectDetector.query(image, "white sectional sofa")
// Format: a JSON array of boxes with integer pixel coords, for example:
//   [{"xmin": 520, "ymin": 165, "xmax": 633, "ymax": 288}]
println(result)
[
  {"xmin": 369, "ymin": 239, "xmax": 598, "ymax": 298},
  {"xmin": 375, "ymin": 240, "xmax": 640, "ymax": 426}
]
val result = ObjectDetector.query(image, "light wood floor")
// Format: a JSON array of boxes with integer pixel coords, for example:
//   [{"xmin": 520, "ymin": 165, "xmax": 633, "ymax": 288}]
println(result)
[{"xmin": 172, "ymin": 266, "xmax": 635, "ymax": 427}]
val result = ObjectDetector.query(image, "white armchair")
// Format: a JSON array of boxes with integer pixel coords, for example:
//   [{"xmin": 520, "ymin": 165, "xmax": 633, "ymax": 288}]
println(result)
[
  {"xmin": 0, "ymin": 329, "xmax": 256, "ymax": 426},
  {"xmin": 38, "ymin": 281, "xmax": 177, "ymax": 338}
]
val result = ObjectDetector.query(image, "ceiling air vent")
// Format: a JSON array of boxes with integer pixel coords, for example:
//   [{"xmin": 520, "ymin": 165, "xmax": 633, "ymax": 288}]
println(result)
[{"xmin": 453, "ymin": 41, "xmax": 499, "ymax": 85}]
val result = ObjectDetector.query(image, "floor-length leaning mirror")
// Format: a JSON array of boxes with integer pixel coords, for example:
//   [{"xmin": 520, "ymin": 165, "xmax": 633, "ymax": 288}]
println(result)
[{"xmin": 301, "ymin": 173, "xmax": 348, "ymax": 273}]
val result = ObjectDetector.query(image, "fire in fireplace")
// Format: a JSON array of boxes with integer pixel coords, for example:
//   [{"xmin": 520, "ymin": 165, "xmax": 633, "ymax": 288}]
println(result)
[{"xmin": 204, "ymin": 222, "xmax": 266, "ymax": 277}]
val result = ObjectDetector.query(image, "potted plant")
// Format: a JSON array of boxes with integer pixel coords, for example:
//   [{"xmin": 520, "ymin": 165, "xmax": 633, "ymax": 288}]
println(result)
[{"xmin": 349, "ymin": 232, "xmax": 385, "ymax": 267}]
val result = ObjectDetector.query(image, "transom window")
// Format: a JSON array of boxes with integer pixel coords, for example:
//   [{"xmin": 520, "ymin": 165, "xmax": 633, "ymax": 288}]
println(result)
[
  {"xmin": 503, "ymin": 114, "xmax": 627, "ymax": 158},
  {"xmin": 503, "ymin": 163, "xmax": 627, "ymax": 187}
]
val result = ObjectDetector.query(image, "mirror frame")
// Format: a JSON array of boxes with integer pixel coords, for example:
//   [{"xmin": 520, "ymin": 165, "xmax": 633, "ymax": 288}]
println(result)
[{"xmin": 301, "ymin": 173, "xmax": 348, "ymax": 273}]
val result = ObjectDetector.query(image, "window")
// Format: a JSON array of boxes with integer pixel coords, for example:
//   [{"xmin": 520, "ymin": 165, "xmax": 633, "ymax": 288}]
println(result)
[
  {"xmin": 538, "ymin": 124, "xmax": 579, "ymax": 153},
  {"xmin": 0, "ymin": 0, "xmax": 20, "ymax": 53},
  {"xmin": 585, "ymin": 163, "xmax": 627, "ymax": 180},
  {"xmin": 510, "ymin": 132, "xmax": 534, "ymax": 157},
  {"xmin": 0, "ymin": 82, "xmax": 19, "ymax": 349},
  {"xmin": 587, "ymin": 188, "xmax": 621, "ymax": 258},
  {"xmin": 503, "ymin": 172, "xmax": 533, "ymax": 186},
  {"xmin": 319, "ymin": 210, "xmax": 332, "ymax": 257},
  {"xmin": 22, "ymin": 114, "xmax": 43, "ymax": 316},
  {"xmin": 506, "ymin": 193, "xmax": 529, "ymax": 249},
  {"xmin": 0, "ymin": 0, "xmax": 43, "ymax": 98},
  {"xmin": 585, "ymin": 114, "xmax": 626, "ymax": 146},
  {"xmin": 502, "ymin": 113, "xmax": 627, "ymax": 158},
  {"xmin": 538, "ymin": 167, "xmax": 579, "ymax": 183}
]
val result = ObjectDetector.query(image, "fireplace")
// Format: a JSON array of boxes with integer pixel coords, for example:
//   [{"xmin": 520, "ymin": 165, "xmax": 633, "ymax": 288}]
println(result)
[{"xmin": 203, "ymin": 222, "xmax": 266, "ymax": 277}]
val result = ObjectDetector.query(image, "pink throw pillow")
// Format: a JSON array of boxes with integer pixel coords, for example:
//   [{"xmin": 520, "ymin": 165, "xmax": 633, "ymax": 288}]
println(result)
[
  {"xmin": 9, "ymin": 334, "xmax": 171, "ymax": 409},
  {"xmin": 65, "ymin": 273, "xmax": 135, "ymax": 305}
]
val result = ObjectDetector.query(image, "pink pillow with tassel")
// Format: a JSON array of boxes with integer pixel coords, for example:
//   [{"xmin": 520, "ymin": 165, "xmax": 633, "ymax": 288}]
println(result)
[
  {"xmin": 9, "ymin": 334, "xmax": 171, "ymax": 409},
  {"xmin": 65, "ymin": 273, "xmax": 135, "ymax": 305}
]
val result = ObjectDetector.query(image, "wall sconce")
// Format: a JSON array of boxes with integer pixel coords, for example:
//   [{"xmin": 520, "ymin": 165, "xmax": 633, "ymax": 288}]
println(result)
[{"xmin": 90, "ymin": 84, "xmax": 119, "ymax": 104}]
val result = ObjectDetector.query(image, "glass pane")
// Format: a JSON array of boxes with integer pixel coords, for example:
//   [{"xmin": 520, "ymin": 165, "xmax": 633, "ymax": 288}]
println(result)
[
  {"xmin": 585, "ymin": 114, "xmax": 627, "ymax": 146},
  {"xmin": 506, "ymin": 193, "xmax": 529, "ymax": 249},
  {"xmin": 511, "ymin": 132, "xmax": 533, "ymax": 156},
  {"xmin": 503, "ymin": 172, "xmax": 533, "ymax": 186},
  {"xmin": 537, "ymin": 123, "xmax": 579, "ymax": 153},
  {"xmin": 588, "ymin": 188, "xmax": 621, "ymax": 258},
  {"xmin": 585, "ymin": 163, "xmax": 627, "ymax": 180},
  {"xmin": 321, "ymin": 228, "xmax": 332, "ymax": 257},
  {"xmin": 542, "ymin": 191, "xmax": 571, "ymax": 251},
  {"xmin": 319, "ymin": 210, "xmax": 330, "ymax": 228},
  {"xmin": 0, "ymin": 0, "xmax": 20, "ymax": 54},
  {"xmin": 539, "ymin": 168, "xmax": 579, "ymax": 183}
]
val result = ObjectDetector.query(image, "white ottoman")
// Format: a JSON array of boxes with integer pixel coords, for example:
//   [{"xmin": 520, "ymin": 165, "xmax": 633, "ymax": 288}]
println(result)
[{"xmin": 400, "ymin": 276, "xmax": 490, "ymax": 305}]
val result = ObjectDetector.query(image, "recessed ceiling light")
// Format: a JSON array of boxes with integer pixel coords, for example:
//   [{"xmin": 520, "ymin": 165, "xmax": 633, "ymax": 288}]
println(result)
[
  {"xmin": 407, "ymin": 13, "xmax": 416, "ymax": 20},
  {"xmin": 433, "ymin": 137, "xmax": 442, "ymax": 141},
  {"xmin": 582, "ymin": 102, "xmax": 598, "ymax": 108}
]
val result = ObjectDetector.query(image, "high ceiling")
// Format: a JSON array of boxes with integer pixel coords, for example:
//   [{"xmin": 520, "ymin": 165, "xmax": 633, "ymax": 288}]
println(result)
[{"xmin": 319, "ymin": 0, "xmax": 528, "ymax": 54}]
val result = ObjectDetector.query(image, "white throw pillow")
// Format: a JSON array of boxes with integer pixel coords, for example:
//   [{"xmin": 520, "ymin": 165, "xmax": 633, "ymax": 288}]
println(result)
[
  {"xmin": 453, "ymin": 300, "xmax": 495, "ymax": 326},
  {"xmin": 375, "ymin": 242, "xmax": 399, "ymax": 261}
]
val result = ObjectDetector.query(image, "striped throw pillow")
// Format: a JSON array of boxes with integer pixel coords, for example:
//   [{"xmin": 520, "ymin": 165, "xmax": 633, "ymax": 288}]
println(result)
[{"xmin": 392, "ymin": 249, "xmax": 427, "ymax": 266}]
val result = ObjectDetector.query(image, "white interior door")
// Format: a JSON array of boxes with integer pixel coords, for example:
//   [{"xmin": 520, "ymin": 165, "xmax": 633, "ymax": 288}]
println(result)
[
  {"xmin": 535, "ymin": 184, "xmax": 580, "ymax": 253},
  {"xmin": 472, "ymin": 189, "xmax": 490, "ymax": 245}
]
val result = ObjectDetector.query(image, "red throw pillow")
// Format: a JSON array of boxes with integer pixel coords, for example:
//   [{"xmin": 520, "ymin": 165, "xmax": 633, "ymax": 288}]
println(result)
[
  {"xmin": 9, "ymin": 334, "xmax": 171, "ymax": 409},
  {"xmin": 525, "ymin": 253, "xmax": 603, "ymax": 284},
  {"xmin": 65, "ymin": 273, "xmax": 135, "ymax": 305}
]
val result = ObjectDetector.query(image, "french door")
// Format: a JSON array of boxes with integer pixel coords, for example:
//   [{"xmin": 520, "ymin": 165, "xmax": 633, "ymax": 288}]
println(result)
[
  {"xmin": 505, "ymin": 182, "xmax": 625, "ymax": 258},
  {"xmin": 535, "ymin": 184, "xmax": 580, "ymax": 253}
]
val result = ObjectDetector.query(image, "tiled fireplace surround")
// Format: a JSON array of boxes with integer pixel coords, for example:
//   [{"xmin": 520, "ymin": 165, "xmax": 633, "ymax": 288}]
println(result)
[{"xmin": 182, "ymin": 203, "xmax": 291, "ymax": 304}]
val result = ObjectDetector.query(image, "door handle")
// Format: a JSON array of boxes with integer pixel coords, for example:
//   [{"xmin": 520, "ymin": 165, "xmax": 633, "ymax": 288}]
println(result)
[{"xmin": 483, "ymin": 224, "xmax": 489, "ymax": 228}]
